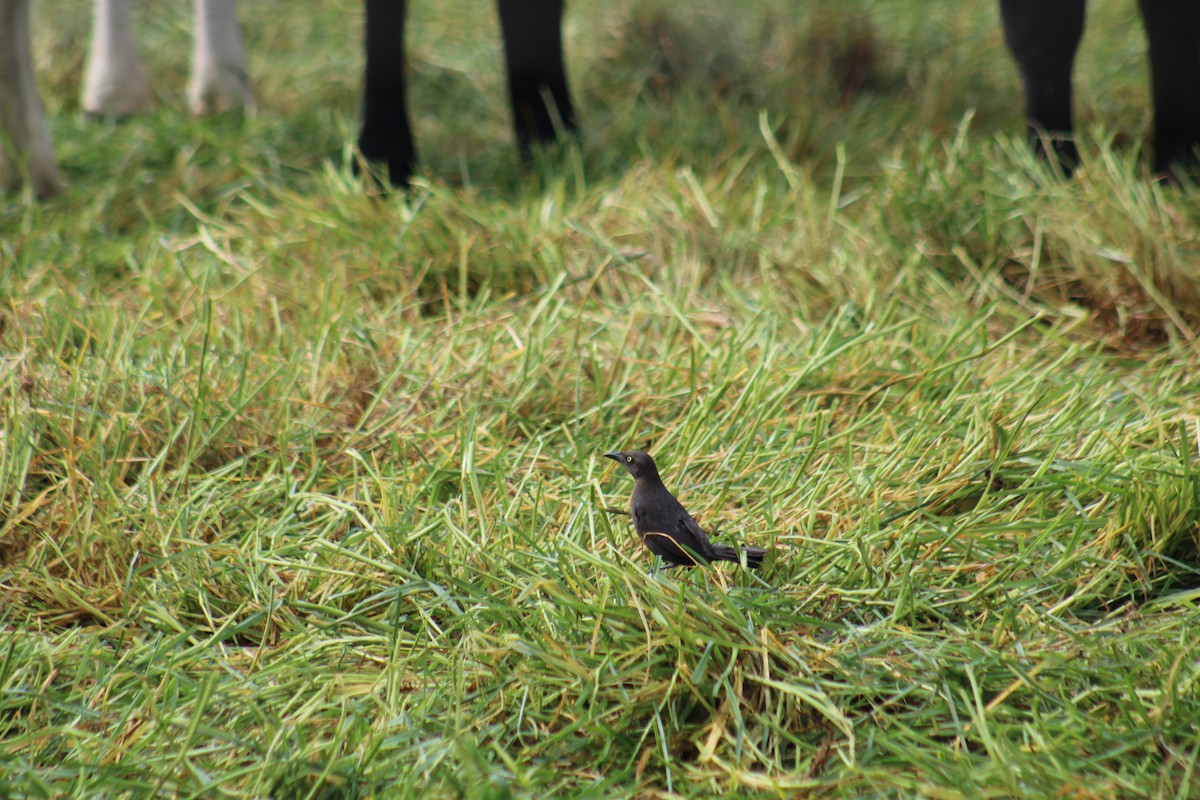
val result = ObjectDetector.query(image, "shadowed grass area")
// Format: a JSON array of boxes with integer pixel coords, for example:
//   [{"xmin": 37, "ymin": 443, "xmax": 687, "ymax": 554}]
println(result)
[{"xmin": 3, "ymin": 0, "xmax": 1200, "ymax": 796}]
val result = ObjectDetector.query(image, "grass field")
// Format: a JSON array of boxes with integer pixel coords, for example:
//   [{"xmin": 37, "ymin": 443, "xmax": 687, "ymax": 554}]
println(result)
[{"xmin": 4, "ymin": 0, "xmax": 1200, "ymax": 796}]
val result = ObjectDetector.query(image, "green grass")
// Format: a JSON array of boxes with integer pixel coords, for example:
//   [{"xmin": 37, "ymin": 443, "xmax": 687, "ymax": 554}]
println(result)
[{"xmin": 4, "ymin": 0, "xmax": 1200, "ymax": 796}]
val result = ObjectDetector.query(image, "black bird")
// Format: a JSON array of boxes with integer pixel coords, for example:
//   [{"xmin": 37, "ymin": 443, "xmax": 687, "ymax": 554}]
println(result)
[{"xmin": 604, "ymin": 450, "xmax": 766, "ymax": 568}]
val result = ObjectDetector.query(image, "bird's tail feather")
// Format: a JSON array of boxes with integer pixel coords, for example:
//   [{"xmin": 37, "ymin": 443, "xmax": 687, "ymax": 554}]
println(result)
[{"xmin": 711, "ymin": 544, "xmax": 767, "ymax": 569}]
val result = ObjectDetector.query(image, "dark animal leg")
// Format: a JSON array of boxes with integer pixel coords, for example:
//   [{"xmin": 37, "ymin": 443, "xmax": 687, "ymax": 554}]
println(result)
[
  {"xmin": 1000, "ymin": 0, "xmax": 1086, "ymax": 174},
  {"xmin": 1138, "ymin": 0, "xmax": 1200, "ymax": 176},
  {"xmin": 358, "ymin": 0, "xmax": 414, "ymax": 186},
  {"xmin": 497, "ymin": 0, "xmax": 576, "ymax": 157}
]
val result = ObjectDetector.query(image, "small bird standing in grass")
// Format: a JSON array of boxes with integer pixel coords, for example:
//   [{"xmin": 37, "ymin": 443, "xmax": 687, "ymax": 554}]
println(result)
[{"xmin": 604, "ymin": 450, "xmax": 766, "ymax": 568}]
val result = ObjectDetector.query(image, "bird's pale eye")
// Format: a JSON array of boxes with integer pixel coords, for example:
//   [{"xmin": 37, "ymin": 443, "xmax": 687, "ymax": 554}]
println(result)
[{"xmin": 626, "ymin": 456, "xmax": 633, "ymax": 463}]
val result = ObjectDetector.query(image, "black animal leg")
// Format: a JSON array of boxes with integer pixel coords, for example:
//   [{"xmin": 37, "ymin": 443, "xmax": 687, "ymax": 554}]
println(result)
[
  {"xmin": 358, "ymin": 0, "xmax": 414, "ymax": 186},
  {"xmin": 1139, "ymin": 0, "xmax": 1200, "ymax": 176},
  {"xmin": 1000, "ymin": 0, "xmax": 1086, "ymax": 174},
  {"xmin": 497, "ymin": 0, "xmax": 575, "ymax": 156}
]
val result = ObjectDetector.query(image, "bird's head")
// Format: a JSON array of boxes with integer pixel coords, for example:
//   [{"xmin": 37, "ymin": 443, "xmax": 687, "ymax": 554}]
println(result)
[{"xmin": 604, "ymin": 450, "xmax": 660, "ymax": 480}]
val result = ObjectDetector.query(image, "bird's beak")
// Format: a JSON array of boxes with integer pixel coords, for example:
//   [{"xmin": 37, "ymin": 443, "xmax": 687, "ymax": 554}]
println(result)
[{"xmin": 603, "ymin": 451, "xmax": 621, "ymax": 462}]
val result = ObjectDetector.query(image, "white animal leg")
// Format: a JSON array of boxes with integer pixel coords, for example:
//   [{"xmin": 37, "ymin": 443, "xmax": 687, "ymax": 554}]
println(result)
[
  {"xmin": 0, "ymin": 0, "xmax": 61, "ymax": 196},
  {"xmin": 188, "ymin": 0, "xmax": 253, "ymax": 115},
  {"xmin": 82, "ymin": 0, "xmax": 149, "ymax": 117}
]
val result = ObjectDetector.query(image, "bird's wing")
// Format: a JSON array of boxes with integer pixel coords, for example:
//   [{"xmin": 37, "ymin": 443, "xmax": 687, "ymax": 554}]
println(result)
[{"xmin": 674, "ymin": 512, "xmax": 714, "ymax": 557}]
